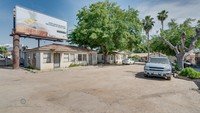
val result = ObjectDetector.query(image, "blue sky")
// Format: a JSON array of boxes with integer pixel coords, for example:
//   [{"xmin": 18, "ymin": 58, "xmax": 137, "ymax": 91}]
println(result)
[{"xmin": 0, "ymin": 0, "xmax": 200, "ymax": 48}]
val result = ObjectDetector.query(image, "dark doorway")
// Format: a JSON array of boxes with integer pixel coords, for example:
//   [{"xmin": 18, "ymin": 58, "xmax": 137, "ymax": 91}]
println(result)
[
  {"xmin": 89, "ymin": 54, "xmax": 92, "ymax": 65},
  {"xmin": 32, "ymin": 53, "xmax": 36, "ymax": 68},
  {"xmin": 54, "ymin": 53, "xmax": 60, "ymax": 68}
]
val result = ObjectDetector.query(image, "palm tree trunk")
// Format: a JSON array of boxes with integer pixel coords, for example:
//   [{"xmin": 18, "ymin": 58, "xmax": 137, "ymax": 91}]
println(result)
[
  {"xmin": 161, "ymin": 21, "xmax": 164, "ymax": 30},
  {"xmin": 147, "ymin": 33, "xmax": 150, "ymax": 61}
]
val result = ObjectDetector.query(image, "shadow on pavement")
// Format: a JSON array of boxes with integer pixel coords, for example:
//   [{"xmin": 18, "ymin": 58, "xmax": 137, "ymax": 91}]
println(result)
[
  {"xmin": 135, "ymin": 72, "xmax": 167, "ymax": 81},
  {"xmin": 134, "ymin": 62, "xmax": 145, "ymax": 65},
  {"xmin": 0, "ymin": 66, "xmax": 13, "ymax": 70},
  {"xmin": 174, "ymin": 75, "xmax": 200, "ymax": 92},
  {"xmin": 97, "ymin": 64, "xmax": 124, "ymax": 67},
  {"xmin": 194, "ymin": 80, "xmax": 200, "ymax": 90}
]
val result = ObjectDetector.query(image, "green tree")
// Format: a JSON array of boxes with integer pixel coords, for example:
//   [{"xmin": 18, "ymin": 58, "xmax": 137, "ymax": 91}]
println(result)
[
  {"xmin": 133, "ymin": 35, "xmax": 148, "ymax": 53},
  {"xmin": 0, "ymin": 46, "xmax": 7, "ymax": 55},
  {"xmin": 125, "ymin": 7, "xmax": 143, "ymax": 52},
  {"xmin": 69, "ymin": 1, "xmax": 142, "ymax": 63},
  {"xmin": 157, "ymin": 10, "xmax": 168, "ymax": 30},
  {"xmin": 142, "ymin": 16, "xmax": 155, "ymax": 61},
  {"xmin": 151, "ymin": 19, "xmax": 200, "ymax": 69}
]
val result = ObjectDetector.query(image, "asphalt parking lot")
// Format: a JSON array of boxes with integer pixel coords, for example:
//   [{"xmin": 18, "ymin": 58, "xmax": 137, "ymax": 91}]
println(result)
[{"xmin": 0, "ymin": 64, "xmax": 200, "ymax": 113}]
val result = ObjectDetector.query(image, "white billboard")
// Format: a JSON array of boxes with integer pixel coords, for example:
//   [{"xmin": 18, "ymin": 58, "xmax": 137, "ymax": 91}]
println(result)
[{"xmin": 15, "ymin": 6, "xmax": 67, "ymax": 40}]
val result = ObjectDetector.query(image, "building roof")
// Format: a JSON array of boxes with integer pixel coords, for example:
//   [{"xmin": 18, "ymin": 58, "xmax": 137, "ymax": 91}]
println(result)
[
  {"xmin": 26, "ymin": 44, "xmax": 97, "ymax": 53},
  {"xmin": 130, "ymin": 53, "xmax": 166, "ymax": 57},
  {"xmin": 130, "ymin": 53, "xmax": 148, "ymax": 57},
  {"xmin": 112, "ymin": 51, "xmax": 130, "ymax": 55}
]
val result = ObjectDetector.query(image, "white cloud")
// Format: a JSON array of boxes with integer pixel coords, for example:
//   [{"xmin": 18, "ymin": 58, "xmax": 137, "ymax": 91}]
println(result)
[
  {"xmin": 63, "ymin": 0, "xmax": 200, "ymax": 36},
  {"xmin": 135, "ymin": 0, "xmax": 200, "ymax": 36}
]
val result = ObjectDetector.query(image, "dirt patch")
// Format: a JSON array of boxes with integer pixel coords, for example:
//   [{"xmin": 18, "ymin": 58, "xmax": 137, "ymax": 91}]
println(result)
[{"xmin": 0, "ymin": 65, "xmax": 200, "ymax": 113}]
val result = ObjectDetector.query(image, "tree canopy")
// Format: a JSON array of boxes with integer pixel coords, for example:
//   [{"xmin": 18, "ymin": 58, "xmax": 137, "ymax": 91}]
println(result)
[
  {"xmin": 151, "ymin": 18, "xmax": 200, "ymax": 68},
  {"xmin": 151, "ymin": 19, "xmax": 200, "ymax": 56},
  {"xmin": 0, "ymin": 46, "xmax": 7, "ymax": 55},
  {"xmin": 69, "ymin": 0, "xmax": 143, "ymax": 54},
  {"xmin": 157, "ymin": 10, "xmax": 168, "ymax": 30},
  {"xmin": 142, "ymin": 16, "xmax": 155, "ymax": 36},
  {"xmin": 142, "ymin": 15, "xmax": 155, "ymax": 60}
]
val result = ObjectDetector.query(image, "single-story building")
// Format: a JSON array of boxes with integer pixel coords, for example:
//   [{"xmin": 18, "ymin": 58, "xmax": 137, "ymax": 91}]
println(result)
[
  {"xmin": 130, "ymin": 53, "xmax": 148, "ymax": 62},
  {"xmin": 185, "ymin": 52, "xmax": 196, "ymax": 65},
  {"xmin": 130, "ymin": 53, "xmax": 167, "ymax": 62},
  {"xmin": 97, "ymin": 51, "xmax": 129, "ymax": 64},
  {"xmin": 0, "ymin": 54, "xmax": 12, "ymax": 66},
  {"xmin": 24, "ymin": 44, "xmax": 97, "ymax": 70},
  {"xmin": 195, "ymin": 52, "xmax": 200, "ymax": 65}
]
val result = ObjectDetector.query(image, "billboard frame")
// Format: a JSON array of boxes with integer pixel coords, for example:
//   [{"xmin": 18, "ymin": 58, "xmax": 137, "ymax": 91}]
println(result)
[
  {"xmin": 11, "ymin": 5, "xmax": 68, "ymax": 42},
  {"xmin": 11, "ymin": 5, "xmax": 68, "ymax": 69}
]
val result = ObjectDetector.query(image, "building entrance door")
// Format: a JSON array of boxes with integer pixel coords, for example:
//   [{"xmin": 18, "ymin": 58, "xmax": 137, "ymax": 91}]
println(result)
[
  {"xmin": 89, "ymin": 54, "xmax": 92, "ymax": 65},
  {"xmin": 54, "ymin": 53, "xmax": 60, "ymax": 68},
  {"xmin": 32, "ymin": 53, "xmax": 36, "ymax": 68}
]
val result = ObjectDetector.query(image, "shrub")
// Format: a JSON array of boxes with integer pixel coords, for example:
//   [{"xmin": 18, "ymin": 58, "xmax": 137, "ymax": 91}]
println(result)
[
  {"xmin": 69, "ymin": 63, "xmax": 80, "ymax": 67},
  {"xmin": 179, "ymin": 68, "xmax": 200, "ymax": 79},
  {"xmin": 175, "ymin": 64, "xmax": 179, "ymax": 71},
  {"xmin": 26, "ymin": 65, "xmax": 35, "ymax": 69},
  {"xmin": 128, "ymin": 55, "xmax": 140, "ymax": 61}
]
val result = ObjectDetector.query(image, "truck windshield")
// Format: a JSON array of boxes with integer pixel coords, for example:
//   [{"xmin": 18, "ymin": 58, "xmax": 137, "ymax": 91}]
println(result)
[{"xmin": 149, "ymin": 58, "xmax": 169, "ymax": 64}]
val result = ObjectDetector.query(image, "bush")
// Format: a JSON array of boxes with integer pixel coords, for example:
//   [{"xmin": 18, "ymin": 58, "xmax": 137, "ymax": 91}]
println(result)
[
  {"xmin": 26, "ymin": 65, "xmax": 35, "ymax": 69},
  {"xmin": 175, "ymin": 64, "xmax": 179, "ymax": 71},
  {"xmin": 69, "ymin": 63, "xmax": 80, "ymax": 67},
  {"xmin": 179, "ymin": 68, "xmax": 200, "ymax": 79},
  {"xmin": 128, "ymin": 55, "xmax": 140, "ymax": 61}
]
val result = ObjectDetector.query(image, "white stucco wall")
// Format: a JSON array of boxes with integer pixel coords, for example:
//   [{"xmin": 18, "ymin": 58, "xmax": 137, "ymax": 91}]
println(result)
[
  {"xmin": 40, "ymin": 51, "xmax": 97, "ymax": 70},
  {"xmin": 60, "ymin": 52, "xmax": 72, "ymax": 68},
  {"xmin": 92, "ymin": 54, "xmax": 97, "ymax": 64},
  {"xmin": 35, "ymin": 52, "xmax": 40, "ymax": 69},
  {"xmin": 75, "ymin": 53, "xmax": 88, "ymax": 65},
  {"xmin": 97, "ymin": 54, "xmax": 128, "ymax": 64},
  {"xmin": 40, "ymin": 52, "xmax": 54, "ymax": 70},
  {"xmin": 27, "ymin": 50, "xmax": 97, "ymax": 70}
]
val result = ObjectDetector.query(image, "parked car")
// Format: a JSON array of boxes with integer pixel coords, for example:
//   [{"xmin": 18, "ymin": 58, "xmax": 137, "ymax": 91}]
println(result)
[
  {"xmin": 144, "ymin": 57, "xmax": 172, "ymax": 80},
  {"xmin": 184, "ymin": 61, "xmax": 192, "ymax": 68},
  {"xmin": 0, "ymin": 54, "xmax": 4, "ymax": 58},
  {"xmin": 122, "ymin": 59, "xmax": 135, "ymax": 65}
]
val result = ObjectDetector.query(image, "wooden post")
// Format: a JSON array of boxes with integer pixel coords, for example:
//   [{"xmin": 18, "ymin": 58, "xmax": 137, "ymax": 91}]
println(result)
[
  {"xmin": 13, "ymin": 34, "xmax": 20, "ymax": 69},
  {"xmin": 38, "ymin": 39, "xmax": 40, "ymax": 48}
]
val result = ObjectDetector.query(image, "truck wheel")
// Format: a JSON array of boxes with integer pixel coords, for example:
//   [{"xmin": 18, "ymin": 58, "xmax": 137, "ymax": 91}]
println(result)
[
  {"xmin": 173, "ymin": 73, "xmax": 176, "ymax": 77},
  {"xmin": 144, "ymin": 74, "xmax": 148, "ymax": 77}
]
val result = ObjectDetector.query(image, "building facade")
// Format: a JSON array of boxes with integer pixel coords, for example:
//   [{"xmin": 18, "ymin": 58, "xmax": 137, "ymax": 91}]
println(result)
[
  {"xmin": 24, "ymin": 44, "xmax": 97, "ymax": 70},
  {"xmin": 97, "ymin": 51, "xmax": 129, "ymax": 64}
]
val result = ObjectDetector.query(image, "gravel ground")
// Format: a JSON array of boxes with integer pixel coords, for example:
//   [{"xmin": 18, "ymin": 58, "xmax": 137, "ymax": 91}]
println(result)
[{"xmin": 0, "ymin": 64, "xmax": 200, "ymax": 113}]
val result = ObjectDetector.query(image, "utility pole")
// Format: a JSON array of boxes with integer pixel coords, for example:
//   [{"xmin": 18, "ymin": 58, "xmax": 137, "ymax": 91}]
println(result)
[{"xmin": 38, "ymin": 39, "xmax": 40, "ymax": 48}]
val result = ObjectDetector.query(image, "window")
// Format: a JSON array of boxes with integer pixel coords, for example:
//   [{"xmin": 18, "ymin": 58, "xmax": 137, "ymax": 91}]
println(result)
[
  {"xmin": 0, "ymin": 55, "xmax": 4, "ymax": 58},
  {"xmin": 70, "ymin": 53, "xmax": 75, "ymax": 62},
  {"xmin": 110, "ymin": 55, "xmax": 114, "ymax": 60},
  {"xmin": 63, "ymin": 53, "xmax": 69, "ymax": 62},
  {"xmin": 43, "ymin": 53, "xmax": 51, "ymax": 63},
  {"xmin": 78, "ymin": 54, "xmax": 82, "ymax": 61},
  {"xmin": 149, "ymin": 57, "xmax": 169, "ymax": 64},
  {"xmin": 78, "ymin": 54, "xmax": 87, "ymax": 61},
  {"xmin": 102, "ymin": 55, "xmax": 104, "ymax": 60}
]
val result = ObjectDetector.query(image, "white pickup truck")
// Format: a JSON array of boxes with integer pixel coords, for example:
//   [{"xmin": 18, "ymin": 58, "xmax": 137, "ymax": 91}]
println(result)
[{"xmin": 144, "ymin": 57, "xmax": 172, "ymax": 80}]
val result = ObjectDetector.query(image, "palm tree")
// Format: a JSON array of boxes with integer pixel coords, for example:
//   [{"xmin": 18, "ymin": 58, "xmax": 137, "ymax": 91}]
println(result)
[
  {"xmin": 0, "ymin": 46, "xmax": 7, "ymax": 55},
  {"xmin": 157, "ymin": 10, "xmax": 168, "ymax": 30},
  {"xmin": 142, "ymin": 16, "xmax": 155, "ymax": 61}
]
